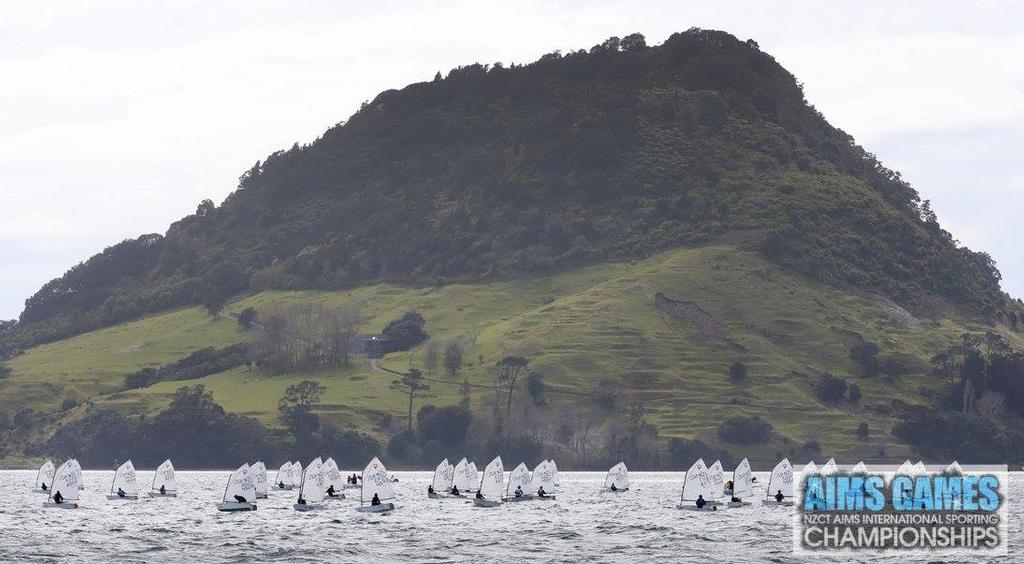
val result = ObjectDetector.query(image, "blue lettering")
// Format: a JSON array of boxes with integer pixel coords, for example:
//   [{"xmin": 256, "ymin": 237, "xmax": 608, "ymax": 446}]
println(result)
[{"xmin": 977, "ymin": 475, "xmax": 1000, "ymax": 511}]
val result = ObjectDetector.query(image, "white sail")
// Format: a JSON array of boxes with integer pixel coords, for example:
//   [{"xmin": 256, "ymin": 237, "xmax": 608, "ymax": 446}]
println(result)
[
  {"xmin": 850, "ymin": 461, "xmax": 868, "ymax": 474},
  {"xmin": 680, "ymin": 459, "xmax": 712, "ymax": 502},
  {"xmin": 275, "ymin": 461, "xmax": 292, "ymax": 487},
  {"xmin": 530, "ymin": 460, "xmax": 556, "ymax": 494},
  {"xmin": 945, "ymin": 460, "xmax": 963, "ymax": 475},
  {"xmin": 36, "ymin": 460, "xmax": 55, "ymax": 490},
  {"xmin": 298, "ymin": 459, "xmax": 325, "ymax": 503},
  {"xmin": 361, "ymin": 457, "xmax": 394, "ymax": 504},
  {"xmin": 152, "ymin": 459, "xmax": 177, "ymax": 493},
  {"xmin": 604, "ymin": 462, "xmax": 629, "ymax": 490},
  {"xmin": 895, "ymin": 460, "xmax": 914, "ymax": 475},
  {"xmin": 912, "ymin": 461, "xmax": 928, "ymax": 475},
  {"xmin": 802, "ymin": 461, "xmax": 818, "ymax": 475},
  {"xmin": 707, "ymin": 460, "xmax": 725, "ymax": 499},
  {"xmin": 479, "ymin": 456, "xmax": 504, "ymax": 499},
  {"xmin": 251, "ymin": 461, "xmax": 267, "ymax": 497},
  {"xmin": 465, "ymin": 461, "xmax": 479, "ymax": 490},
  {"xmin": 732, "ymin": 458, "xmax": 753, "ymax": 499},
  {"xmin": 70, "ymin": 459, "xmax": 83, "ymax": 489},
  {"xmin": 290, "ymin": 461, "xmax": 303, "ymax": 488},
  {"xmin": 322, "ymin": 458, "xmax": 344, "ymax": 492},
  {"xmin": 505, "ymin": 463, "xmax": 532, "ymax": 498},
  {"xmin": 451, "ymin": 458, "xmax": 471, "ymax": 491},
  {"xmin": 111, "ymin": 460, "xmax": 139, "ymax": 497},
  {"xmin": 821, "ymin": 458, "xmax": 837, "ymax": 476},
  {"xmin": 223, "ymin": 464, "xmax": 257, "ymax": 503},
  {"xmin": 432, "ymin": 458, "xmax": 453, "ymax": 492},
  {"xmin": 765, "ymin": 458, "xmax": 794, "ymax": 500},
  {"xmin": 549, "ymin": 459, "xmax": 560, "ymax": 486},
  {"xmin": 51, "ymin": 460, "xmax": 81, "ymax": 502}
]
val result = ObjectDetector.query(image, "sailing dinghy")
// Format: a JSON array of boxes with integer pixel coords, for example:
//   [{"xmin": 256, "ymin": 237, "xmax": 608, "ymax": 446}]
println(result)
[
  {"xmin": 707, "ymin": 460, "xmax": 725, "ymax": 506},
  {"xmin": 530, "ymin": 460, "xmax": 557, "ymax": 500},
  {"xmin": 944, "ymin": 460, "xmax": 963, "ymax": 476},
  {"xmin": 357, "ymin": 457, "xmax": 396, "ymax": 513},
  {"xmin": 294, "ymin": 458, "xmax": 326, "ymax": 511},
  {"xmin": 503, "ymin": 463, "xmax": 533, "ymax": 502},
  {"xmin": 762, "ymin": 458, "xmax": 795, "ymax": 506},
  {"xmin": 322, "ymin": 458, "xmax": 346, "ymax": 500},
  {"xmin": 473, "ymin": 456, "xmax": 504, "ymax": 508},
  {"xmin": 35, "ymin": 460, "xmax": 55, "ymax": 493},
  {"xmin": 449, "ymin": 458, "xmax": 472, "ymax": 496},
  {"xmin": 850, "ymin": 461, "xmax": 868, "ymax": 474},
  {"xmin": 275, "ymin": 461, "xmax": 293, "ymax": 490},
  {"xmin": 107, "ymin": 460, "xmax": 140, "ymax": 500},
  {"xmin": 603, "ymin": 462, "xmax": 629, "ymax": 492},
  {"xmin": 550, "ymin": 460, "xmax": 560, "ymax": 487},
  {"xmin": 70, "ymin": 459, "xmax": 84, "ymax": 490},
  {"xmin": 429, "ymin": 458, "xmax": 454, "ymax": 498},
  {"xmin": 820, "ymin": 458, "xmax": 838, "ymax": 476},
  {"xmin": 466, "ymin": 461, "xmax": 479, "ymax": 490},
  {"xmin": 727, "ymin": 458, "xmax": 753, "ymax": 507},
  {"xmin": 217, "ymin": 464, "xmax": 257, "ymax": 511},
  {"xmin": 252, "ymin": 461, "xmax": 268, "ymax": 499},
  {"xmin": 43, "ymin": 460, "xmax": 81, "ymax": 509},
  {"xmin": 677, "ymin": 459, "xmax": 716, "ymax": 511},
  {"xmin": 149, "ymin": 459, "xmax": 178, "ymax": 497}
]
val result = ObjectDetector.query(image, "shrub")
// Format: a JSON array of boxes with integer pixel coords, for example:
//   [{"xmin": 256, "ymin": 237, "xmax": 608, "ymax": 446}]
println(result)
[
  {"xmin": 728, "ymin": 361, "xmax": 748, "ymax": 383},
  {"xmin": 60, "ymin": 398, "xmax": 79, "ymax": 411},
  {"xmin": 0, "ymin": 363, "xmax": 11, "ymax": 379},
  {"xmin": 666, "ymin": 438, "xmax": 735, "ymax": 469},
  {"xmin": 847, "ymin": 383, "xmax": 862, "ymax": 403},
  {"xmin": 856, "ymin": 422, "xmax": 870, "ymax": 440},
  {"xmin": 849, "ymin": 342, "xmax": 879, "ymax": 377},
  {"xmin": 381, "ymin": 311, "xmax": 428, "ymax": 353},
  {"xmin": 237, "ymin": 307, "xmax": 258, "ymax": 330},
  {"xmin": 815, "ymin": 373, "xmax": 848, "ymax": 403},
  {"xmin": 803, "ymin": 440, "xmax": 821, "ymax": 454},
  {"xmin": 717, "ymin": 415, "xmax": 773, "ymax": 444}
]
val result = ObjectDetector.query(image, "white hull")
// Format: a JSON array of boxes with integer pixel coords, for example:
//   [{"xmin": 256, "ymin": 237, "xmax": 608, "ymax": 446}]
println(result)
[
  {"xmin": 762, "ymin": 500, "xmax": 795, "ymax": 507},
  {"xmin": 106, "ymin": 494, "xmax": 139, "ymax": 500},
  {"xmin": 256, "ymin": 494, "xmax": 268, "ymax": 499},
  {"xmin": 324, "ymin": 493, "xmax": 346, "ymax": 501},
  {"xmin": 274, "ymin": 486, "xmax": 294, "ymax": 491},
  {"xmin": 502, "ymin": 495, "xmax": 534, "ymax": 502},
  {"xmin": 148, "ymin": 491, "xmax": 178, "ymax": 498},
  {"xmin": 342, "ymin": 484, "xmax": 360, "ymax": 490},
  {"xmin": 676, "ymin": 503, "xmax": 717, "ymax": 511},
  {"xmin": 428, "ymin": 492, "xmax": 464, "ymax": 499},
  {"xmin": 33, "ymin": 488, "xmax": 49, "ymax": 494},
  {"xmin": 217, "ymin": 501, "xmax": 257, "ymax": 511},
  {"xmin": 473, "ymin": 498, "xmax": 501, "ymax": 508},
  {"xmin": 43, "ymin": 501, "xmax": 79, "ymax": 509},
  {"xmin": 356, "ymin": 502, "xmax": 395, "ymax": 513},
  {"xmin": 533, "ymin": 495, "xmax": 556, "ymax": 501},
  {"xmin": 293, "ymin": 503, "xmax": 325, "ymax": 512},
  {"xmin": 727, "ymin": 501, "xmax": 752, "ymax": 508},
  {"xmin": 603, "ymin": 488, "xmax": 629, "ymax": 493}
]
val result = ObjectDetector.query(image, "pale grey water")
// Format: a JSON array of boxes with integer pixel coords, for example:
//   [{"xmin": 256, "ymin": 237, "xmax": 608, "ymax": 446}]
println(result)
[{"xmin": 0, "ymin": 470, "xmax": 1018, "ymax": 562}]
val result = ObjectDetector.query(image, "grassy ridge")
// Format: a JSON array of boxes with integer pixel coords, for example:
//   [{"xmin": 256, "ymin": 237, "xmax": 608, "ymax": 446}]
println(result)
[{"xmin": 4, "ymin": 245, "xmax": 1018, "ymax": 463}]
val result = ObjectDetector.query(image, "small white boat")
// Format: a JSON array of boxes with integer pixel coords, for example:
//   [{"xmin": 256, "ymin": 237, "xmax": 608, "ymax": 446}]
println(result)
[
  {"xmin": 850, "ymin": 461, "xmax": 868, "ymax": 474},
  {"xmin": 603, "ymin": 462, "xmax": 630, "ymax": 492},
  {"xmin": 356, "ymin": 457, "xmax": 396, "ymax": 513},
  {"xmin": 725, "ymin": 458, "xmax": 754, "ymax": 508},
  {"xmin": 216, "ymin": 464, "xmax": 257, "ymax": 511},
  {"xmin": 70, "ymin": 459, "xmax": 84, "ymax": 490},
  {"xmin": 763, "ymin": 458, "xmax": 795, "ymax": 506},
  {"xmin": 707, "ymin": 460, "xmax": 725, "ymax": 506},
  {"xmin": 43, "ymin": 460, "xmax": 81, "ymax": 509},
  {"xmin": 34, "ymin": 460, "xmax": 55, "ymax": 494},
  {"xmin": 107, "ymin": 460, "xmax": 140, "ymax": 500},
  {"xmin": 529, "ymin": 460, "xmax": 557, "ymax": 500},
  {"xmin": 322, "ymin": 458, "xmax": 346, "ymax": 500},
  {"xmin": 820, "ymin": 458, "xmax": 838, "ymax": 476},
  {"xmin": 944, "ymin": 460, "xmax": 963, "ymax": 475},
  {"xmin": 676, "ymin": 458, "xmax": 717, "ymax": 510},
  {"xmin": 473, "ymin": 456, "xmax": 504, "ymax": 508},
  {"xmin": 429, "ymin": 458, "xmax": 456, "ymax": 498},
  {"xmin": 293, "ymin": 458, "xmax": 326, "ymax": 511},
  {"xmin": 503, "ymin": 463, "xmax": 534, "ymax": 502},
  {"xmin": 149, "ymin": 459, "xmax": 178, "ymax": 497},
  {"xmin": 274, "ymin": 461, "xmax": 293, "ymax": 490},
  {"xmin": 252, "ymin": 461, "xmax": 269, "ymax": 499}
]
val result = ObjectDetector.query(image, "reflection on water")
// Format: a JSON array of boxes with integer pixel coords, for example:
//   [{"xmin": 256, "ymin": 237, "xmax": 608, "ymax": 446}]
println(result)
[{"xmin": 0, "ymin": 470, "xmax": 1018, "ymax": 562}]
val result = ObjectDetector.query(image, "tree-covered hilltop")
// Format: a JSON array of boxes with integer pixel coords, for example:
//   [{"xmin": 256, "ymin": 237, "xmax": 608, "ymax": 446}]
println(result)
[{"xmin": 6, "ymin": 28, "xmax": 1014, "ymax": 350}]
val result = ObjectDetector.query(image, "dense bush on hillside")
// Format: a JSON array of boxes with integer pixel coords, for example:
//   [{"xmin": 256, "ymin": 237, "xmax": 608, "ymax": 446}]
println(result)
[
  {"xmin": 123, "ymin": 343, "xmax": 250, "ymax": 389},
  {"xmin": 5, "ymin": 28, "xmax": 1009, "ymax": 352},
  {"xmin": 717, "ymin": 415, "xmax": 773, "ymax": 444}
]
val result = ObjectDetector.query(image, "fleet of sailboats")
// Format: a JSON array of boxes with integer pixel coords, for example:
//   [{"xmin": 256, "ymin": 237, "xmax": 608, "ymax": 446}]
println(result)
[{"xmin": 42, "ymin": 459, "xmax": 81, "ymax": 509}]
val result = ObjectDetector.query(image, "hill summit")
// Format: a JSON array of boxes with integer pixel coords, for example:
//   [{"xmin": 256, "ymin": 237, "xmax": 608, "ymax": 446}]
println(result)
[{"xmin": 5, "ymin": 28, "xmax": 1013, "ymax": 350}]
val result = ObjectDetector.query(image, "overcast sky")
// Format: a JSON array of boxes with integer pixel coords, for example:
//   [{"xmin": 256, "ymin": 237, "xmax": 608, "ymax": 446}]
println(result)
[{"xmin": 1, "ymin": 1, "xmax": 1021, "ymax": 319}]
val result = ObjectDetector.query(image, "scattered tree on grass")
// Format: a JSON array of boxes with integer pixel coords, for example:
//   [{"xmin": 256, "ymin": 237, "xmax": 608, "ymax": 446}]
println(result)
[
  {"xmin": 728, "ymin": 361, "xmax": 747, "ymax": 383},
  {"xmin": 237, "ymin": 307, "xmax": 258, "ymax": 330},
  {"xmin": 392, "ymin": 368, "xmax": 429, "ymax": 431},
  {"xmin": 815, "ymin": 373, "xmax": 848, "ymax": 403},
  {"xmin": 856, "ymin": 422, "xmax": 870, "ymax": 440},
  {"xmin": 850, "ymin": 342, "xmax": 880, "ymax": 377},
  {"xmin": 847, "ymin": 383, "xmax": 862, "ymax": 403},
  {"xmin": 444, "ymin": 340, "xmax": 464, "ymax": 376},
  {"xmin": 494, "ymin": 356, "xmax": 529, "ymax": 422}
]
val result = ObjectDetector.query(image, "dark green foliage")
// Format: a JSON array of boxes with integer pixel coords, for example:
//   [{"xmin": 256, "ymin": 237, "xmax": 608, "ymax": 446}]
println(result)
[
  {"xmin": 387, "ymin": 429, "xmax": 419, "ymax": 464},
  {"xmin": 856, "ymin": 422, "xmax": 870, "ymax": 440},
  {"xmin": 815, "ymin": 373, "xmax": 848, "ymax": 403},
  {"xmin": 485, "ymin": 433, "xmax": 545, "ymax": 467},
  {"xmin": 60, "ymin": 398, "xmax": 79, "ymax": 411},
  {"xmin": 879, "ymin": 356, "xmax": 910, "ymax": 377},
  {"xmin": 123, "ymin": 343, "xmax": 250, "ymax": 389},
  {"xmin": 8, "ymin": 29, "xmax": 1008, "ymax": 351},
  {"xmin": 728, "ymin": 361, "xmax": 747, "ymax": 383},
  {"xmin": 277, "ymin": 380, "xmax": 326, "ymax": 435},
  {"xmin": 417, "ymin": 404, "xmax": 471, "ymax": 446},
  {"xmin": 202, "ymin": 286, "xmax": 226, "ymax": 317},
  {"xmin": 316, "ymin": 425, "xmax": 380, "ymax": 469},
  {"xmin": 803, "ymin": 440, "xmax": 821, "ymax": 454},
  {"xmin": 13, "ymin": 408, "xmax": 35, "ymax": 429},
  {"xmin": 847, "ymin": 383, "xmax": 862, "ymax": 403},
  {"xmin": 391, "ymin": 368, "xmax": 428, "ymax": 430},
  {"xmin": 665, "ymin": 438, "xmax": 734, "ymax": 469},
  {"xmin": 237, "ymin": 307, "xmax": 258, "ymax": 330},
  {"xmin": 527, "ymin": 371, "xmax": 546, "ymax": 406},
  {"xmin": 893, "ymin": 405, "xmax": 1024, "ymax": 464},
  {"xmin": 381, "ymin": 311, "xmax": 428, "ymax": 353},
  {"xmin": 849, "ymin": 342, "xmax": 879, "ymax": 378},
  {"xmin": 717, "ymin": 415, "xmax": 773, "ymax": 444},
  {"xmin": 0, "ymin": 364, "xmax": 11, "ymax": 379}
]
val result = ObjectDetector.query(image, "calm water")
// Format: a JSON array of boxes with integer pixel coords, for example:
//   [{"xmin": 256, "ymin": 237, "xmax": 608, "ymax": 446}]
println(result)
[{"xmin": 0, "ymin": 470, "xmax": 1018, "ymax": 562}]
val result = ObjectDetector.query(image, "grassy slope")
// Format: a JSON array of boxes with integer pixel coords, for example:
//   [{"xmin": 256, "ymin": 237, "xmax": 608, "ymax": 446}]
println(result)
[{"xmin": 5, "ymin": 245, "xmax": 1019, "ymax": 463}]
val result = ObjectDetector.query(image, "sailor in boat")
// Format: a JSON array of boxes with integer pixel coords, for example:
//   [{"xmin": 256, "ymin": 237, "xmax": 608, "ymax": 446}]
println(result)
[
  {"xmin": 537, "ymin": 486, "xmax": 548, "ymax": 498},
  {"xmin": 159, "ymin": 485, "xmax": 166, "ymax": 495},
  {"xmin": 514, "ymin": 485, "xmax": 524, "ymax": 498},
  {"xmin": 427, "ymin": 485, "xmax": 435, "ymax": 495},
  {"xmin": 476, "ymin": 490, "xmax": 484, "ymax": 500},
  {"xmin": 326, "ymin": 485, "xmax": 338, "ymax": 497},
  {"xmin": 41, "ymin": 483, "xmax": 48, "ymax": 491},
  {"xmin": 234, "ymin": 494, "xmax": 248, "ymax": 504},
  {"xmin": 451, "ymin": 484, "xmax": 460, "ymax": 496},
  {"xmin": 296, "ymin": 494, "xmax": 307, "ymax": 506},
  {"xmin": 53, "ymin": 491, "xmax": 64, "ymax": 504},
  {"xmin": 278, "ymin": 480, "xmax": 286, "ymax": 489},
  {"xmin": 774, "ymin": 490, "xmax": 785, "ymax": 503},
  {"xmin": 117, "ymin": 487, "xmax": 126, "ymax": 498},
  {"xmin": 371, "ymin": 493, "xmax": 381, "ymax": 506},
  {"xmin": 696, "ymin": 495, "xmax": 707, "ymax": 509},
  {"xmin": 725, "ymin": 480, "xmax": 733, "ymax": 491},
  {"xmin": 610, "ymin": 483, "xmax": 618, "ymax": 492},
  {"xmin": 730, "ymin": 494, "xmax": 741, "ymax": 503}
]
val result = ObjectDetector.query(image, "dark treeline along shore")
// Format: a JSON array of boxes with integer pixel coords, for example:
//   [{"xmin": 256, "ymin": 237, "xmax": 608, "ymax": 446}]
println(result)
[{"xmin": 1, "ymin": 29, "xmax": 1023, "ymax": 471}]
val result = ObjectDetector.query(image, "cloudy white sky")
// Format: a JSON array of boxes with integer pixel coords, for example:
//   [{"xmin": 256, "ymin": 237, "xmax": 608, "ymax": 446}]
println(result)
[{"xmin": 1, "ymin": 1, "xmax": 1021, "ymax": 319}]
